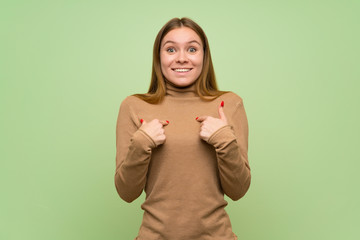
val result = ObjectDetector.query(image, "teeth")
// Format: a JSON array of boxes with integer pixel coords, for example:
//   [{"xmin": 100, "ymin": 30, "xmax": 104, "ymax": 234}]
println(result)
[{"xmin": 174, "ymin": 68, "xmax": 191, "ymax": 72}]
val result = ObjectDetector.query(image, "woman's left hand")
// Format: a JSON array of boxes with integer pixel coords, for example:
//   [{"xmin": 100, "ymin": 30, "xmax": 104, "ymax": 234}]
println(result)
[{"xmin": 196, "ymin": 101, "xmax": 228, "ymax": 142}]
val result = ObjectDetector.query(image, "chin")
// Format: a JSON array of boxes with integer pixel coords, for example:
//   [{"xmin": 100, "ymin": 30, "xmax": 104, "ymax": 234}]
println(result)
[{"xmin": 167, "ymin": 78, "xmax": 196, "ymax": 86}]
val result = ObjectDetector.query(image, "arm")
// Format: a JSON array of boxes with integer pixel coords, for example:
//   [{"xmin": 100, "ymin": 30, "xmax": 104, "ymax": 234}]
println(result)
[
  {"xmin": 207, "ymin": 98, "xmax": 251, "ymax": 201},
  {"xmin": 114, "ymin": 97, "xmax": 156, "ymax": 203}
]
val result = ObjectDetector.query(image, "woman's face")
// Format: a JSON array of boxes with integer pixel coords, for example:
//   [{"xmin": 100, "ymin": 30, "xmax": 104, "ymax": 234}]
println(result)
[{"xmin": 160, "ymin": 27, "xmax": 204, "ymax": 87}]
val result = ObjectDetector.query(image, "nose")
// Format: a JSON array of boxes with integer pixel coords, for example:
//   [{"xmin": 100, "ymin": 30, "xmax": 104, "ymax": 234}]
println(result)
[{"xmin": 176, "ymin": 50, "xmax": 188, "ymax": 63}]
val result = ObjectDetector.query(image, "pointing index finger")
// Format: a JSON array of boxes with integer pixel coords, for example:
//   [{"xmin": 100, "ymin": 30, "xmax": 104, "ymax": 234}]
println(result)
[{"xmin": 196, "ymin": 116, "xmax": 207, "ymax": 122}]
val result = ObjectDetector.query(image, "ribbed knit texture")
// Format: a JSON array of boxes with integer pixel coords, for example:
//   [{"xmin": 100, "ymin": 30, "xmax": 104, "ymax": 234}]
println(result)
[{"xmin": 115, "ymin": 81, "xmax": 251, "ymax": 240}]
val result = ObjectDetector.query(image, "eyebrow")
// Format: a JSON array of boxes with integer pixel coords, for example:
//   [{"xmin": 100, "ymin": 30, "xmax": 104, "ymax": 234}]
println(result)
[{"xmin": 162, "ymin": 40, "xmax": 202, "ymax": 48}]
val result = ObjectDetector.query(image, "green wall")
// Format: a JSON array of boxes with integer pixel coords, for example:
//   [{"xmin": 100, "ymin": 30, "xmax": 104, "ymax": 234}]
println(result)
[{"xmin": 1, "ymin": 0, "xmax": 359, "ymax": 239}]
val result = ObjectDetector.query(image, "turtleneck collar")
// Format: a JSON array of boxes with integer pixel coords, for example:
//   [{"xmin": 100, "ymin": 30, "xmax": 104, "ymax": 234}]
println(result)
[{"xmin": 164, "ymin": 80, "xmax": 198, "ymax": 98}]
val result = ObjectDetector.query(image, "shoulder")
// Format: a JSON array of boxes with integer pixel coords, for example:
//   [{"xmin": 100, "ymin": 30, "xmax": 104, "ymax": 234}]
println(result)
[
  {"xmin": 120, "ymin": 95, "xmax": 149, "ymax": 107},
  {"xmin": 217, "ymin": 91, "xmax": 247, "ymax": 116},
  {"xmin": 118, "ymin": 95, "xmax": 148, "ymax": 115},
  {"xmin": 219, "ymin": 91, "xmax": 244, "ymax": 106}
]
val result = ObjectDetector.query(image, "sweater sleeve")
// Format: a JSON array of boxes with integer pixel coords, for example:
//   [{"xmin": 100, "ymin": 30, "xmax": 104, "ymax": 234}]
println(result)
[
  {"xmin": 114, "ymin": 97, "xmax": 156, "ymax": 203},
  {"xmin": 207, "ymin": 97, "xmax": 251, "ymax": 201}
]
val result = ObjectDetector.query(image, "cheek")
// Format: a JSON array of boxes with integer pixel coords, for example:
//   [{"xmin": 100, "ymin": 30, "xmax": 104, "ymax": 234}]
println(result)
[
  {"xmin": 159, "ymin": 53, "xmax": 166, "ymax": 67},
  {"xmin": 193, "ymin": 54, "xmax": 204, "ymax": 68},
  {"xmin": 160, "ymin": 53, "xmax": 174, "ymax": 67},
  {"xmin": 159, "ymin": 54, "xmax": 165, "ymax": 67}
]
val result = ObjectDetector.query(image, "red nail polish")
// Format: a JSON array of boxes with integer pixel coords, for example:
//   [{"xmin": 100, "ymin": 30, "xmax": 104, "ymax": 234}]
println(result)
[
  {"xmin": 166, "ymin": 120, "xmax": 169, "ymax": 123},
  {"xmin": 196, "ymin": 117, "xmax": 199, "ymax": 120},
  {"xmin": 140, "ymin": 119, "xmax": 143, "ymax": 123},
  {"xmin": 221, "ymin": 101, "xmax": 224, "ymax": 107}
]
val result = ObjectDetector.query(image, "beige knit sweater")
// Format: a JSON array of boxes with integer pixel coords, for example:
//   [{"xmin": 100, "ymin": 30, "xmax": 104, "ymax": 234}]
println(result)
[{"xmin": 114, "ymin": 81, "xmax": 251, "ymax": 240}]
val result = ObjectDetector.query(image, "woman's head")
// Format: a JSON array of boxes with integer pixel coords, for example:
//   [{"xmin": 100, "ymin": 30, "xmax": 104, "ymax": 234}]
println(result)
[
  {"xmin": 159, "ymin": 26, "xmax": 204, "ymax": 88},
  {"xmin": 133, "ymin": 17, "xmax": 228, "ymax": 104}
]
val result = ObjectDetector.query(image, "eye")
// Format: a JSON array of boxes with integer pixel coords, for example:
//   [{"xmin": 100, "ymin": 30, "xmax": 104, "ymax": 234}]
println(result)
[
  {"xmin": 166, "ymin": 47, "xmax": 175, "ymax": 53},
  {"xmin": 189, "ymin": 47, "xmax": 197, "ymax": 53}
]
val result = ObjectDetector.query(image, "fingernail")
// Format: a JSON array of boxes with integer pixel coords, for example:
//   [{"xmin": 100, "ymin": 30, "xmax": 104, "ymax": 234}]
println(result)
[
  {"xmin": 140, "ymin": 119, "xmax": 143, "ymax": 123},
  {"xmin": 196, "ymin": 117, "xmax": 199, "ymax": 120},
  {"xmin": 166, "ymin": 120, "xmax": 169, "ymax": 124},
  {"xmin": 221, "ymin": 101, "xmax": 224, "ymax": 107}
]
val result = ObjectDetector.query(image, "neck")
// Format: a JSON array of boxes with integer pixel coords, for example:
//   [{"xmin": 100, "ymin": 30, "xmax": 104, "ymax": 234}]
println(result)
[{"xmin": 165, "ymin": 80, "xmax": 198, "ymax": 98}]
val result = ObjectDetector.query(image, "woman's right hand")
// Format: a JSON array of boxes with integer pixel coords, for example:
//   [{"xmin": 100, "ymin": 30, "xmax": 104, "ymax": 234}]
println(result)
[{"xmin": 139, "ymin": 119, "xmax": 169, "ymax": 147}]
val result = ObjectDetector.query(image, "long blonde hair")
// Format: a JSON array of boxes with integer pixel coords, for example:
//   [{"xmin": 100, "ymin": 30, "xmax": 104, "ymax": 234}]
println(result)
[{"xmin": 133, "ymin": 17, "xmax": 229, "ymax": 104}]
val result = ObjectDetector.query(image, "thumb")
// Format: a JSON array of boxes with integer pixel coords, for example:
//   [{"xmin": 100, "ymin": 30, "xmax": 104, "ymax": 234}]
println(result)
[
  {"xmin": 218, "ymin": 101, "xmax": 227, "ymax": 121},
  {"xmin": 160, "ymin": 120, "xmax": 170, "ymax": 126}
]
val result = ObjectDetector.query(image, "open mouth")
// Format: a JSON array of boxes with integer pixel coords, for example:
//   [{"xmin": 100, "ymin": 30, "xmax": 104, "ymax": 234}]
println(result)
[{"xmin": 172, "ymin": 68, "xmax": 193, "ymax": 73}]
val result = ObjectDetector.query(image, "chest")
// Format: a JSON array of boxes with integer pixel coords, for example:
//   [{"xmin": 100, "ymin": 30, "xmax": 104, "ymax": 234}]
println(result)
[{"xmin": 138, "ymin": 100, "xmax": 219, "ymax": 147}]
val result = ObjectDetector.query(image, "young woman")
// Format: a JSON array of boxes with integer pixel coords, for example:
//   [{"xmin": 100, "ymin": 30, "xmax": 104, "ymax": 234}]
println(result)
[{"xmin": 115, "ymin": 17, "xmax": 251, "ymax": 240}]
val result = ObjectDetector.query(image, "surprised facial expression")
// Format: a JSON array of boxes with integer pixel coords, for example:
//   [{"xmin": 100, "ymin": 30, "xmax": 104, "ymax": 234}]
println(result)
[{"xmin": 160, "ymin": 27, "xmax": 204, "ymax": 87}]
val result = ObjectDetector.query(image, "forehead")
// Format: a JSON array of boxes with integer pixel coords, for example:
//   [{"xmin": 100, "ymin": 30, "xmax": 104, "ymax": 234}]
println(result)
[{"xmin": 161, "ymin": 27, "xmax": 202, "ymax": 46}]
